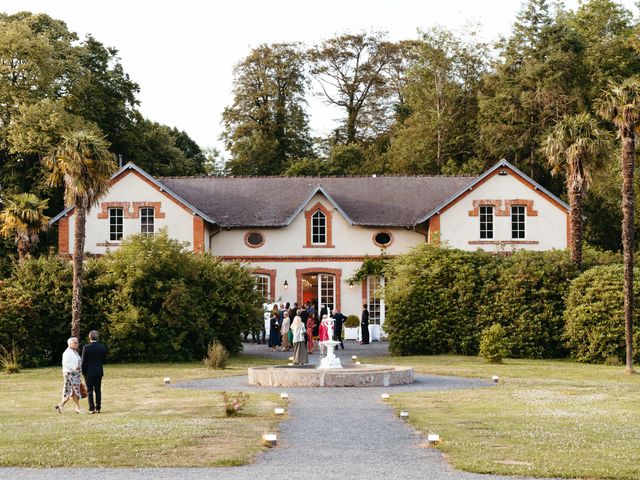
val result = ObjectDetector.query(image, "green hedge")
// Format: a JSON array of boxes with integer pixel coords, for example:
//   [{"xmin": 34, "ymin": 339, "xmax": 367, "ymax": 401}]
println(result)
[
  {"xmin": 0, "ymin": 233, "xmax": 262, "ymax": 365},
  {"xmin": 385, "ymin": 245, "xmax": 618, "ymax": 358},
  {"xmin": 564, "ymin": 264, "xmax": 640, "ymax": 364}
]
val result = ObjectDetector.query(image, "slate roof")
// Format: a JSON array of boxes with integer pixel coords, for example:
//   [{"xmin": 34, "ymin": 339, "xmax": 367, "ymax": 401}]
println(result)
[{"xmin": 158, "ymin": 175, "xmax": 475, "ymax": 227}]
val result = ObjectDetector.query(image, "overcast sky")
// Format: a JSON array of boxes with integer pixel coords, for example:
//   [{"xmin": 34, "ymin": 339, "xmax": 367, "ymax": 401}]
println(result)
[{"xmin": 2, "ymin": 0, "xmax": 638, "ymax": 156}]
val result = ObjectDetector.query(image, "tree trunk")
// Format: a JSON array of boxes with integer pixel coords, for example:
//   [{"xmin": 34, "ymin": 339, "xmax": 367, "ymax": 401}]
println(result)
[
  {"xmin": 620, "ymin": 126, "xmax": 635, "ymax": 374},
  {"xmin": 71, "ymin": 202, "xmax": 87, "ymax": 339},
  {"xmin": 568, "ymin": 187, "xmax": 583, "ymax": 269}
]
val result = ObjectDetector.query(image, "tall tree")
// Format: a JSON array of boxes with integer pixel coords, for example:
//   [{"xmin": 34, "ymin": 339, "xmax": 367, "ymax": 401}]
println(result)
[
  {"xmin": 387, "ymin": 27, "xmax": 487, "ymax": 174},
  {"xmin": 598, "ymin": 78, "xmax": 640, "ymax": 374},
  {"xmin": 222, "ymin": 43, "xmax": 313, "ymax": 175},
  {"xmin": 478, "ymin": 0, "xmax": 586, "ymax": 183},
  {"xmin": 542, "ymin": 113, "xmax": 609, "ymax": 267},
  {"xmin": 309, "ymin": 32, "xmax": 392, "ymax": 144},
  {"xmin": 44, "ymin": 130, "xmax": 116, "ymax": 338},
  {"xmin": 0, "ymin": 193, "xmax": 49, "ymax": 260}
]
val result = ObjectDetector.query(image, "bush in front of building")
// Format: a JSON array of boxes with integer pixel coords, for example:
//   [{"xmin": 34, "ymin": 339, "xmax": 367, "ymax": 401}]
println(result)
[
  {"xmin": 479, "ymin": 323, "xmax": 508, "ymax": 363},
  {"xmin": 384, "ymin": 245, "xmax": 496, "ymax": 356},
  {"xmin": 0, "ymin": 256, "xmax": 75, "ymax": 367},
  {"xmin": 564, "ymin": 264, "xmax": 640, "ymax": 364},
  {"xmin": 98, "ymin": 232, "xmax": 262, "ymax": 361},
  {"xmin": 385, "ymin": 245, "xmax": 605, "ymax": 358},
  {"xmin": 476, "ymin": 249, "xmax": 578, "ymax": 358}
]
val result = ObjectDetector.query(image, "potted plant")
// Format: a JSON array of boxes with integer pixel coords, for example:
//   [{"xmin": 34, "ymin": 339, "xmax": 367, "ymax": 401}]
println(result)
[{"xmin": 343, "ymin": 315, "xmax": 360, "ymax": 340}]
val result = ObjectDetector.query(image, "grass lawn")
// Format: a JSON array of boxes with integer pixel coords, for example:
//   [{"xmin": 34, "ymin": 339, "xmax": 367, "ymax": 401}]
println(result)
[
  {"xmin": 0, "ymin": 355, "xmax": 286, "ymax": 467},
  {"xmin": 366, "ymin": 355, "xmax": 640, "ymax": 479}
]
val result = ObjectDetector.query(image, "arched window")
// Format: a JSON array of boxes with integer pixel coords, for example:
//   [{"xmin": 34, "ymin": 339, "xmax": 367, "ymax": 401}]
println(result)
[{"xmin": 311, "ymin": 210, "xmax": 326, "ymax": 245}]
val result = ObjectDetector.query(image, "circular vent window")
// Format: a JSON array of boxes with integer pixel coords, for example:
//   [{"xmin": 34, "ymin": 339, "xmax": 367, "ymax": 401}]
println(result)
[
  {"xmin": 374, "ymin": 232, "xmax": 392, "ymax": 247},
  {"xmin": 245, "ymin": 232, "xmax": 264, "ymax": 247}
]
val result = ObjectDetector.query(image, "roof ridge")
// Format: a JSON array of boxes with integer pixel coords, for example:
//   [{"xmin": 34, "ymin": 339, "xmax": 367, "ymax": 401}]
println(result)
[{"xmin": 159, "ymin": 174, "xmax": 477, "ymax": 179}]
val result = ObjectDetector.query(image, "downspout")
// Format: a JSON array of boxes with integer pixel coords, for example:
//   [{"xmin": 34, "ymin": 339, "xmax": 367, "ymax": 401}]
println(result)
[{"xmin": 208, "ymin": 224, "xmax": 222, "ymax": 254}]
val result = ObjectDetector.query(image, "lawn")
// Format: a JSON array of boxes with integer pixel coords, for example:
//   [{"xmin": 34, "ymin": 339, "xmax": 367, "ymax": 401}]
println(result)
[
  {"xmin": 0, "ymin": 355, "xmax": 286, "ymax": 467},
  {"xmin": 366, "ymin": 355, "xmax": 640, "ymax": 479}
]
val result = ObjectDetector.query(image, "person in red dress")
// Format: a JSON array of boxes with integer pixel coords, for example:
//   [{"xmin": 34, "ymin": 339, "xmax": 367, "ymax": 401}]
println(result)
[{"xmin": 306, "ymin": 314, "xmax": 315, "ymax": 354}]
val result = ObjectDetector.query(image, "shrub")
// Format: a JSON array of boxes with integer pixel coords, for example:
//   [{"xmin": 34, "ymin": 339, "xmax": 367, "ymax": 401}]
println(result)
[
  {"xmin": 476, "ymin": 249, "xmax": 578, "ymax": 358},
  {"xmin": 564, "ymin": 264, "xmax": 640, "ymax": 364},
  {"xmin": 99, "ymin": 232, "xmax": 262, "ymax": 362},
  {"xmin": 221, "ymin": 391, "xmax": 248, "ymax": 417},
  {"xmin": 344, "ymin": 315, "xmax": 359, "ymax": 328},
  {"xmin": 204, "ymin": 341, "xmax": 229, "ymax": 369},
  {"xmin": 479, "ymin": 324, "xmax": 508, "ymax": 363},
  {"xmin": 385, "ymin": 245, "xmax": 495, "ymax": 356},
  {"xmin": 0, "ymin": 342, "xmax": 22, "ymax": 373}
]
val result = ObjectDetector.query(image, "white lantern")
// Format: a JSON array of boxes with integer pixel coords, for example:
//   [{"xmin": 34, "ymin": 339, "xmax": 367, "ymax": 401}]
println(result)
[
  {"xmin": 163, "ymin": 377, "xmax": 171, "ymax": 385},
  {"xmin": 274, "ymin": 407, "xmax": 285, "ymax": 416},
  {"xmin": 381, "ymin": 393, "xmax": 390, "ymax": 400},
  {"xmin": 400, "ymin": 410, "xmax": 409, "ymax": 418},
  {"xmin": 280, "ymin": 392, "xmax": 289, "ymax": 399}
]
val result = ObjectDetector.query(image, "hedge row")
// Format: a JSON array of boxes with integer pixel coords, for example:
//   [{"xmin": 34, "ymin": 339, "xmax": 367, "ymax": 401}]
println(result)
[
  {"xmin": 384, "ymin": 245, "xmax": 628, "ymax": 362},
  {"xmin": 0, "ymin": 233, "xmax": 262, "ymax": 366}
]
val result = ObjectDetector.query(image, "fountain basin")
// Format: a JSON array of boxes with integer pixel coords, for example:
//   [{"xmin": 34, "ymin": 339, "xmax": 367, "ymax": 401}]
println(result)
[{"xmin": 248, "ymin": 364, "xmax": 414, "ymax": 387}]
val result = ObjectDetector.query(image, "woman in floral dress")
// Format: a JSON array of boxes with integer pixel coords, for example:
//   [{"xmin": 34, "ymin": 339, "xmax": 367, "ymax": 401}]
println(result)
[{"xmin": 55, "ymin": 337, "xmax": 83, "ymax": 414}]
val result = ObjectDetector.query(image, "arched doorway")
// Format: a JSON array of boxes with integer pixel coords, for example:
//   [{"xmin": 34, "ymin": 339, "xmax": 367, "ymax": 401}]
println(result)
[{"xmin": 296, "ymin": 268, "xmax": 342, "ymax": 312}]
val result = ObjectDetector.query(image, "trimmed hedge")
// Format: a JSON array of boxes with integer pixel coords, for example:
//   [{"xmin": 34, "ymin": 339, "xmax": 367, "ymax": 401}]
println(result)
[
  {"xmin": 385, "ymin": 245, "xmax": 618, "ymax": 358},
  {"xmin": 564, "ymin": 264, "xmax": 640, "ymax": 364}
]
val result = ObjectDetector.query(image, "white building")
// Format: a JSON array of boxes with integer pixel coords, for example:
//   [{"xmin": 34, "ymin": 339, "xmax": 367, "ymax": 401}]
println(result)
[{"xmin": 51, "ymin": 159, "xmax": 569, "ymax": 339}]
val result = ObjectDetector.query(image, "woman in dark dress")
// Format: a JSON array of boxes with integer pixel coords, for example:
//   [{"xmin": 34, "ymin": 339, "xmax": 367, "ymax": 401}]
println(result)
[{"xmin": 268, "ymin": 305, "xmax": 281, "ymax": 351}]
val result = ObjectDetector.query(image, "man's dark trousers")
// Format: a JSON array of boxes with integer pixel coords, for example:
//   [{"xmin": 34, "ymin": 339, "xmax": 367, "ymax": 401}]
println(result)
[{"xmin": 86, "ymin": 376, "xmax": 102, "ymax": 412}]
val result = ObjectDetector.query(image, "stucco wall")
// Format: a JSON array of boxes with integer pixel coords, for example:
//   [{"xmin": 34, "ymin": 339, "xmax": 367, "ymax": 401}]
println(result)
[
  {"xmin": 438, "ymin": 170, "xmax": 568, "ymax": 252},
  {"xmin": 210, "ymin": 194, "xmax": 425, "ymax": 257},
  {"xmin": 66, "ymin": 171, "xmax": 196, "ymax": 255}
]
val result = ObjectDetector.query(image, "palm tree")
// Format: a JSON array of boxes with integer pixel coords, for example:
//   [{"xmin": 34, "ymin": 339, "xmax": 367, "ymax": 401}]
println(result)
[
  {"xmin": 0, "ymin": 193, "xmax": 50, "ymax": 260},
  {"xmin": 44, "ymin": 130, "xmax": 117, "ymax": 338},
  {"xmin": 598, "ymin": 78, "xmax": 640, "ymax": 374},
  {"xmin": 542, "ymin": 113, "xmax": 610, "ymax": 269}
]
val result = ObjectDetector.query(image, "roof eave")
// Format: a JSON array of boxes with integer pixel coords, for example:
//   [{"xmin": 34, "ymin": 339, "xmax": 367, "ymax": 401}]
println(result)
[
  {"xmin": 415, "ymin": 159, "xmax": 569, "ymax": 224},
  {"xmin": 49, "ymin": 162, "xmax": 216, "ymax": 225}
]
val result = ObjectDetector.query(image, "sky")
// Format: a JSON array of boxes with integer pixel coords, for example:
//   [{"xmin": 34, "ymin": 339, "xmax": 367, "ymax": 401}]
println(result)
[{"xmin": 2, "ymin": 0, "xmax": 638, "ymax": 155}]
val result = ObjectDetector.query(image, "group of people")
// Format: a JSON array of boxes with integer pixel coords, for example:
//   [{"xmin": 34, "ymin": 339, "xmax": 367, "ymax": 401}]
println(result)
[
  {"xmin": 55, "ymin": 330, "xmax": 107, "ymax": 415},
  {"xmin": 267, "ymin": 302, "xmax": 370, "ymax": 364}
]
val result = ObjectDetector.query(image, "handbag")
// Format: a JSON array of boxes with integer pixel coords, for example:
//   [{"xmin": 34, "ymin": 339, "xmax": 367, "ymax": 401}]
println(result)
[{"xmin": 79, "ymin": 382, "xmax": 88, "ymax": 399}]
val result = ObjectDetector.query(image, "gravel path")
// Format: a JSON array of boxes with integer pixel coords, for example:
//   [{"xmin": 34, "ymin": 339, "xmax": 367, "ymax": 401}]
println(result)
[{"xmin": 2, "ymin": 369, "xmax": 560, "ymax": 480}]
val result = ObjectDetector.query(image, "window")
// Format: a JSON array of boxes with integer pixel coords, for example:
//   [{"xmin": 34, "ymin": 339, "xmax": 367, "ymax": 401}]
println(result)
[
  {"xmin": 374, "ymin": 231, "xmax": 392, "ymax": 247},
  {"xmin": 253, "ymin": 274, "xmax": 271, "ymax": 301},
  {"xmin": 511, "ymin": 205, "xmax": 526, "ymax": 239},
  {"xmin": 140, "ymin": 207, "xmax": 154, "ymax": 236},
  {"xmin": 109, "ymin": 208, "xmax": 123, "ymax": 241},
  {"xmin": 367, "ymin": 276, "xmax": 385, "ymax": 326},
  {"xmin": 245, "ymin": 232, "xmax": 264, "ymax": 247},
  {"xmin": 479, "ymin": 205, "xmax": 493, "ymax": 239},
  {"xmin": 311, "ymin": 210, "xmax": 326, "ymax": 244}
]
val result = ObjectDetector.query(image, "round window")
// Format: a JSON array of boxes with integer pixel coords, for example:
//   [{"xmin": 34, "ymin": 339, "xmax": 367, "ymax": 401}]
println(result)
[
  {"xmin": 246, "ymin": 232, "xmax": 264, "ymax": 247},
  {"xmin": 374, "ymin": 232, "xmax": 392, "ymax": 246}
]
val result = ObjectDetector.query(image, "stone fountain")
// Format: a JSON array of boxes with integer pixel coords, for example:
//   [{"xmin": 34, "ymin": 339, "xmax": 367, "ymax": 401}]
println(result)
[{"xmin": 247, "ymin": 316, "xmax": 414, "ymax": 387}]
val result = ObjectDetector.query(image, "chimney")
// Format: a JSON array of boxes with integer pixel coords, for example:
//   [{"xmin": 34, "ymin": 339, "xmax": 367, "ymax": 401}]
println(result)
[{"xmin": 118, "ymin": 154, "xmax": 123, "ymax": 168}]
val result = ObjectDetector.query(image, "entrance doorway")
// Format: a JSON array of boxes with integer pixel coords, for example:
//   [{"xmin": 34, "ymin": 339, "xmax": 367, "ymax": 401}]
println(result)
[{"xmin": 301, "ymin": 273, "xmax": 336, "ymax": 312}]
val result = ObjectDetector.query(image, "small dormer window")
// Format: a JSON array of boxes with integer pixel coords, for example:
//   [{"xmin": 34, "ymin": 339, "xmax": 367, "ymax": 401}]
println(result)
[{"xmin": 311, "ymin": 210, "xmax": 326, "ymax": 245}]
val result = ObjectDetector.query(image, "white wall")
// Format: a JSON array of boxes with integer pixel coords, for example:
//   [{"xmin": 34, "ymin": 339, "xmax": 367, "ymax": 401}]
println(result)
[
  {"xmin": 66, "ymin": 171, "xmax": 195, "ymax": 255},
  {"xmin": 210, "ymin": 194, "xmax": 426, "ymax": 257},
  {"xmin": 439, "ymin": 171, "xmax": 567, "ymax": 252}
]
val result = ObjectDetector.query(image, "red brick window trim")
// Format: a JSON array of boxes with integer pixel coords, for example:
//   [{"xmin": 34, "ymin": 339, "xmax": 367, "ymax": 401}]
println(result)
[
  {"xmin": 304, "ymin": 202, "xmax": 334, "ymax": 248},
  {"xmin": 469, "ymin": 199, "xmax": 538, "ymax": 217},
  {"xmin": 244, "ymin": 231, "xmax": 265, "ymax": 248},
  {"xmin": 253, "ymin": 268, "xmax": 276, "ymax": 302},
  {"xmin": 295, "ymin": 267, "xmax": 341, "ymax": 311},
  {"xmin": 97, "ymin": 201, "xmax": 165, "ymax": 219}
]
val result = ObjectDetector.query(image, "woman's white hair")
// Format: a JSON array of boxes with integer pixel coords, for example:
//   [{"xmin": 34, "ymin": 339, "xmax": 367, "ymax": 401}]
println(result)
[{"xmin": 67, "ymin": 337, "xmax": 78, "ymax": 346}]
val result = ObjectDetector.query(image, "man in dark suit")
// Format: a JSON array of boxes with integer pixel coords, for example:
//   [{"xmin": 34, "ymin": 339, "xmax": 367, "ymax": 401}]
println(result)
[
  {"xmin": 82, "ymin": 330, "xmax": 107, "ymax": 414},
  {"xmin": 331, "ymin": 308, "xmax": 346, "ymax": 349},
  {"xmin": 360, "ymin": 304, "xmax": 370, "ymax": 345}
]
